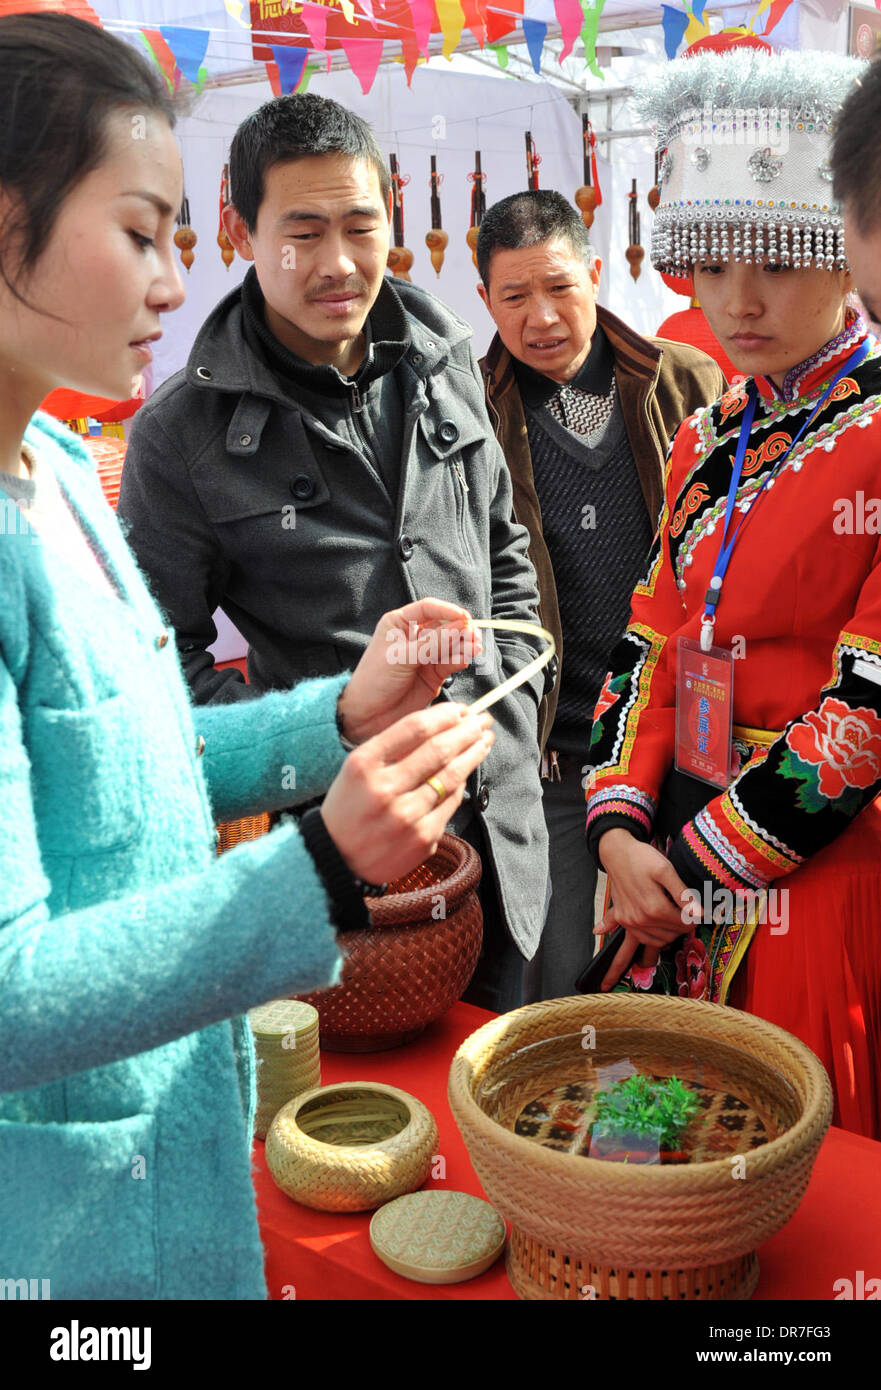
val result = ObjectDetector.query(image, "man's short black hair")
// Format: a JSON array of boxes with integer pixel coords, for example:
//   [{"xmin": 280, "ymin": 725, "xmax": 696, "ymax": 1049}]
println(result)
[
  {"xmin": 229, "ymin": 93, "xmax": 390, "ymax": 230},
  {"xmin": 832, "ymin": 60, "xmax": 881, "ymax": 234},
  {"xmin": 477, "ymin": 189, "xmax": 595, "ymax": 288}
]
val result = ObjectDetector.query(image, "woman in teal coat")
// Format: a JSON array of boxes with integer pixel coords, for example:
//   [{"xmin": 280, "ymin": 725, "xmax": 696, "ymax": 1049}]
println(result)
[{"xmin": 0, "ymin": 14, "xmax": 493, "ymax": 1299}]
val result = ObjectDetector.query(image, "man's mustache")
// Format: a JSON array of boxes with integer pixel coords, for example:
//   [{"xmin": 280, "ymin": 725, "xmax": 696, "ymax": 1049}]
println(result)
[{"xmin": 307, "ymin": 284, "xmax": 368, "ymax": 301}]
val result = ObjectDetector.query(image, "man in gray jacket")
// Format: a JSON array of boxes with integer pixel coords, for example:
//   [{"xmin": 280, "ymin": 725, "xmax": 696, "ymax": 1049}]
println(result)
[{"xmin": 119, "ymin": 93, "xmax": 549, "ymax": 1011}]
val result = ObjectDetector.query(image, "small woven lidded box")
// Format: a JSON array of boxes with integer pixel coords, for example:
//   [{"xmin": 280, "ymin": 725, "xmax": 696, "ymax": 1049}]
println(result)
[
  {"xmin": 449, "ymin": 994, "xmax": 833, "ymax": 1301},
  {"xmin": 265, "ymin": 1081, "xmax": 438, "ymax": 1212},
  {"xmin": 370, "ymin": 1191, "xmax": 507, "ymax": 1285},
  {"xmin": 249, "ymin": 1000, "xmax": 321, "ymax": 1142}
]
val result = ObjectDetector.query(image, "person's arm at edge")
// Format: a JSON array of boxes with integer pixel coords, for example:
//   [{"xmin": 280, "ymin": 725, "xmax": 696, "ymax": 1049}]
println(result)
[{"xmin": 118, "ymin": 406, "xmax": 255, "ymax": 705}]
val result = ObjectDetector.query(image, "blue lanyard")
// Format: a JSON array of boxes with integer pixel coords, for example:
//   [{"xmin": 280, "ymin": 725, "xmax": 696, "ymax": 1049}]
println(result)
[{"xmin": 700, "ymin": 340, "xmax": 870, "ymax": 651}]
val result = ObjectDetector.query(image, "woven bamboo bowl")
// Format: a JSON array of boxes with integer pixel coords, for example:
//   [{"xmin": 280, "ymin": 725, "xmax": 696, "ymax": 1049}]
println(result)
[
  {"xmin": 265, "ymin": 1081, "xmax": 439, "ymax": 1212},
  {"xmin": 295, "ymin": 832, "xmax": 482, "ymax": 1051},
  {"xmin": 448, "ymin": 994, "xmax": 833, "ymax": 1301}
]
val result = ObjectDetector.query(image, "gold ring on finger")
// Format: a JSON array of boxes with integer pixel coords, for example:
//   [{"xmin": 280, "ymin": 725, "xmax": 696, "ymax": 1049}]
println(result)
[{"xmin": 425, "ymin": 775, "xmax": 448, "ymax": 805}]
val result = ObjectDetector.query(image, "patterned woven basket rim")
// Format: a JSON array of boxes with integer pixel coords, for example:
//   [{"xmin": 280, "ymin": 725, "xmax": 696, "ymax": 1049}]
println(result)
[
  {"xmin": 448, "ymin": 994, "xmax": 833, "ymax": 1186},
  {"xmin": 363, "ymin": 832, "xmax": 482, "ymax": 927},
  {"xmin": 276, "ymin": 1081, "xmax": 424, "ymax": 1155}
]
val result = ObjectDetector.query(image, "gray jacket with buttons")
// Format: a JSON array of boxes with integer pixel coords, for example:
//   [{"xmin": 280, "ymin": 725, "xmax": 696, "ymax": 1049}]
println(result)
[{"xmin": 118, "ymin": 274, "xmax": 550, "ymax": 957}]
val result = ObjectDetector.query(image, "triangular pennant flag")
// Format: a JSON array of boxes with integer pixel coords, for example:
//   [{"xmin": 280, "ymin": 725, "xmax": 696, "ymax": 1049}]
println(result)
[
  {"xmin": 436, "ymin": 0, "xmax": 465, "ymax": 59},
  {"xmin": 761, "ymin": 0, "xmax": 796, "ymax": 32},
  {"xmin": 460, "ymin": 0, "xmax": 486, "ymax": 47},
  {"xmin": 140, "ymin": 29, "xmax": 180, "ymax": 94},
  {"xmin": 357, "ymin": 0, "xmax": 376, "ymax": 22},
  {"xmin": 339, "ymin": 0, "xmax": 356, "ymax": 21},
  {"xmin": 400, "ymin": 32, "xmax": 422, "ymax": 83},
  {"xmin": 270, "ymin": 44, "xmax": 309, "ymax": 93},
  {"xmin": 193, "ymin": 64, "xmax": 208, "ymax": 97},
  {"xmin": 685, "ymin": 7, "xmax": 710, "ymax": 44},
  {"xmin": 691, "ymin": 0, "xmax": 707, "ymax": 18},
  {"xmin": 486, "ymin": 8, "xmax": 513, "ymax": 43},
  {"xmin": 580, "ymin": 0, "xmax": 607, "ymax": 79},
  {"xmin": 661, "ymin": 4, "xmax": 690, "ymax": 57},
  {"xmin": 224, "ymin": 0, "xmax": 250, "ymax": 26},
  {"xmin": 407, "ymin": 0, "xmax": 435, "ymax": 56},
  {"xmin": 522, "ymin": 18, "xmax": 546, "ymax": 72},
  {"xmin": 555, "ymin": 0, "xmax": 583, "ymax": 62},
  {"xmin": 493, "ymin": 42, "xmax": 509, "ymax": 67},
  {"xmin": 301, "ymin": 3, "xmax": 328, "ymax": 51},
  {"xmin": 298, "ymin": 61, "xmax": 317, "ymax": 93},
  {"xmin": 159, "ymin": 26, "xmax": 210, "ymax": 85},
  {"xmin": 339, "ymin": 35, "xmax": 384, "ymax": 93},
  {"xmin": 326, "ymin": 51, "xmax": 333, "ymax": 72}
]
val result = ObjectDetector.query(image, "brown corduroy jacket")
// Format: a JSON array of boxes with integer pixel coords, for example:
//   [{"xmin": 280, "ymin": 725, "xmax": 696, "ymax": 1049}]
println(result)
[{"xmin": 480, "ymin": 303, "xmax": 726, "ymax": 753}]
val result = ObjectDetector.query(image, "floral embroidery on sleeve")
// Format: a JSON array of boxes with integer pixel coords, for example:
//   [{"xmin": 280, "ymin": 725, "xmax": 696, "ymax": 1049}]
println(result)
[
  {"xmin": 590, "ymin": 670, "xmax": 632, "ymax": 747},
  {"xmin": 781, "ymin": 696, "xmax": 881, "ymax": 813}
]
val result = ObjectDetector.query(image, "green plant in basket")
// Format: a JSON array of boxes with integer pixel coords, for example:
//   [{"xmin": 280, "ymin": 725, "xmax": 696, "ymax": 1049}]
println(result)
[{"xmin": 592, "ymin": 1074, "xmax": 701, "ymax": 1153}]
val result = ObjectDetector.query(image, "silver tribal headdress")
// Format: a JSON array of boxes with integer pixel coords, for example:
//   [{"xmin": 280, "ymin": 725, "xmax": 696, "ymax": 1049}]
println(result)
[{"xmin": 635, "ymin": 49, "xmax": 865, "ymax": 274}]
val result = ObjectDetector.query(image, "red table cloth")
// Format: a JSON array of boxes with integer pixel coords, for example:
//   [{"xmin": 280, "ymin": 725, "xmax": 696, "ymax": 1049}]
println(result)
[{"xmin": 252, "ymin": 1001, "xmax": 881, "ymax": 1301}]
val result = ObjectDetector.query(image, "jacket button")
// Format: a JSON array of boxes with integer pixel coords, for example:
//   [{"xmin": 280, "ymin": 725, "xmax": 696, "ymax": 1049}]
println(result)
[
  {"xmin": 290, "ymin": 474, "xmax": 315, "ymax": 501},
  {"xmin": 411, "ymin": 352, "xmax": 423, "ymax": 365},
  {"xmin": 196, "ymin": 366, "xmax": 212, "ymax": 380},
  {"xmin": 239, "ymin": 434, "xmax": 252, "ymax": 447},
  {"xmin": 437, "ymin": 419, "xmax": 459, "ymax": 446},
  {"xmin": 398, "ymin": 533, "xmax": 415, "ymax": 561},
  {"xmin": 477, "ymin": 783, "xmax": 490, "ymax": 811},
  {"xmin": 195, "ymin": 735, "xmax": 206, "ymax": 757},
  {"xmin": 156, "ymin": 631, "xmax": 169, "ymax": 650}
]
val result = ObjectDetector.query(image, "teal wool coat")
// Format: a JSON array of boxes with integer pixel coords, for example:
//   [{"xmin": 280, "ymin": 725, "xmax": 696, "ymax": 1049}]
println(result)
[{"xmin": 0, "ymin": 414, "xmax": 348, "ymax": 1299}]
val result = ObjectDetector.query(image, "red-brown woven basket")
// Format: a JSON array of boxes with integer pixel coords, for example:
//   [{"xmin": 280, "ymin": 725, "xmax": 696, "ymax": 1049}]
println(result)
[{"xmin": 295, "ymin": 832, "xmax": 483, "ymax": 1051}]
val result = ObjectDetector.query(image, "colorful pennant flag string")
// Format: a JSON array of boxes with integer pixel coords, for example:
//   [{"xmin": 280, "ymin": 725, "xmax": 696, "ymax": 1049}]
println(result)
[
  {"xmin": 159, "ymin": 26, "xmax": 209, "ymax": 84},
  {"xmin": 522, "ymin": 17, "xmax": 546, "ymax": 72},
  {"xmin": 339, "ymin": 34, "xmax": 385, "ymax": 93},
  {"xmin": 661, "ymin": 4, "xmax": 691, "ymax": 58},
  {"xmin": 555, "ymin": 0, "xmax": 583, "ymax": 63},
  {"xmin": 749, "ymin": 0, "xmax": 796, "ymax": 33},
  {"xmin": 580, "ymin": 0, "xmax": 607, "ymax": 80},
  {"xmin": 407, "ymin": 0, "xmax": 435, "ymax": 55},
  {"xmin": 139, "ymin": 29, "xmax": 181, "ymax": 93},
  {"xmin": 270, "ymin": 43, "xmax": 309, "ymax": 93},
  {"xmin": 460, "ymin": 0, "xmax": 486, "ymax": 48},
  {"xmin": 300, "ymin": 3, "xmax": 329, "ymax": 51},
  {"xmin": 224, "ymin": 0, "xmax": 251, "ymax": 26},
  {"xmin": 435, "ymin": 0, "xmax": 466, "ymax": 59}
]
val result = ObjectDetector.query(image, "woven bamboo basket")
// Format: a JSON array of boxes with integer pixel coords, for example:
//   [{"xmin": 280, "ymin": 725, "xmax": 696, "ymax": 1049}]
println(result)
[
  {"xmin": 215, "ymin": 813, "xmax": 271, "ymax": 855},
  {"xmin": 295, "ymin": 832, "xmax": 482, "ymax": 1051},
  {"xmin": 448, "ymin": 994, "xmax": 833, "ymax": 1301},
  {"xmin": 265, "ymin": 1081, "xmax": 438, "ymax": 1212}
]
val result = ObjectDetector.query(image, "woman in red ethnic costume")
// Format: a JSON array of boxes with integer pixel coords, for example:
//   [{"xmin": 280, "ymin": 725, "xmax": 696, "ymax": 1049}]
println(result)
[{"xmin": 584, "ymin": 47, "xmax": 881, "ymax": 1138}]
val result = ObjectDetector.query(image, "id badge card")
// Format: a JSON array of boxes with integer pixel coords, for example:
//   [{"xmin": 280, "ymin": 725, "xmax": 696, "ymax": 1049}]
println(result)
[{"xmin": 675, "ymin": 637, "xmax": 735, "ymax": 789}]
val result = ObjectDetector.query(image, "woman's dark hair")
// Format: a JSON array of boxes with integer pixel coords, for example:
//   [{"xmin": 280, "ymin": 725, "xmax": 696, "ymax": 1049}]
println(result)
[
  {"xmin": 229, "ymin": 93, "xmax": 390, "ymax": 230},
  {"xmin": 833, "ymin": 59, "xmax": 881, "ymax": 235},
  {"xmin": 0, "ymin": 12, "xmax": 177, "ymax": 299},
  {"xmin": 477, "ymin": 189, "xmax": 595, "ymax": 289}
]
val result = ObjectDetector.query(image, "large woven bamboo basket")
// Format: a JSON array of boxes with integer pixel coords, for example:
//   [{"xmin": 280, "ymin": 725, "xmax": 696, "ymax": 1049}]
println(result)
[
  {"xmin": 448, "ymin": 994, "xmax": 833, "ymax": 1301},
  {"xmin": 295, "ymin": 832, "xmax": 482, "ymax": 1051}
]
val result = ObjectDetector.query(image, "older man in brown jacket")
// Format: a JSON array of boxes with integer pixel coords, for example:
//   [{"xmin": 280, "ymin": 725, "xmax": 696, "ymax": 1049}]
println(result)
[{"xmin": 477, "ymin": 190, "xmax": 724, "ymax": 1001}]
